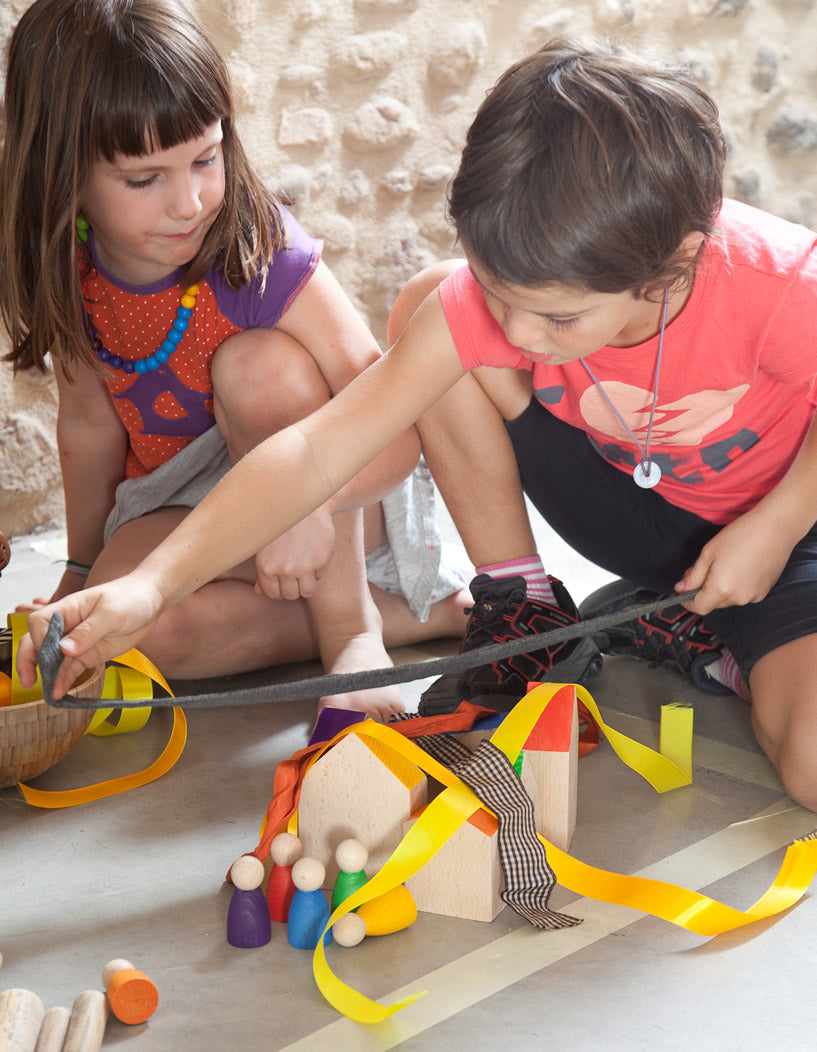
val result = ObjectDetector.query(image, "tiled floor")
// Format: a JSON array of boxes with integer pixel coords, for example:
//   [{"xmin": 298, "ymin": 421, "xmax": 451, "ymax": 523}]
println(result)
[{"xmin": 2, "ymin": 508, "xmax": 815, "ymax": 1050}]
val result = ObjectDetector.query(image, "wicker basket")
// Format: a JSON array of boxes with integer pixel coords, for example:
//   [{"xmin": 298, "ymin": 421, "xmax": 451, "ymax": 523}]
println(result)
[{"xmin": 0, "ymin": 629, "xmax": 105, "ymax": 788}]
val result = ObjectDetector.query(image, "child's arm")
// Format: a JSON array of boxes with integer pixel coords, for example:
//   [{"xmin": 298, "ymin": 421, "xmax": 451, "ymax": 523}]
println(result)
[
  {"xmin": 677, "ymin": 410, "xmax": 817, "ymax": 614},
  {"xmin": 19, "ymin": 360, "xmax": 127, "ymax": 607},
  {"xmin": 246, "ymin": 258, "xmax": 422, "ymax": 601},
  {"xmin": 18, "ymin": 289, "xmax": 468, "ymax": 696}
]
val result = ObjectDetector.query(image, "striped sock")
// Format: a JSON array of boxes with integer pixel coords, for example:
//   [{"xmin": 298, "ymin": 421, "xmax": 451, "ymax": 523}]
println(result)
[
  {"xmin": 703, "ymin": 648, "xmax": 749, "ymax": 700},
  {"xmin": 475, "ymin": 555, "xmax": 557, "ymax": 605}
]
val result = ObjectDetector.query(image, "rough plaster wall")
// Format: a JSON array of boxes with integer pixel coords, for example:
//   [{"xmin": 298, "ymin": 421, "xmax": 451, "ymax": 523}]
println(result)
[{"xmin": 1, "ymin": 0, "xmax": 816, "ymax": 535}]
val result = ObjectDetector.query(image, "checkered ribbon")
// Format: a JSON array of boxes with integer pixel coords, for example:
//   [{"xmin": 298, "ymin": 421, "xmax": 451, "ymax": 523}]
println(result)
[{"xmin": 407, "ymin": 723, "xmax": 581, "ymax": 930}]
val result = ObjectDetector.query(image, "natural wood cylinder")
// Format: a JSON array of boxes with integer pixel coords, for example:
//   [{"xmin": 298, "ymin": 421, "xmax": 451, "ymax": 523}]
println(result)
[
  {"xmin": 61, "ymin": 991, "xmax": 108, "ymax": 1052},
  {"xmin": 0, "ymin": 988, "xmax": 45, "ymax": 1052}
]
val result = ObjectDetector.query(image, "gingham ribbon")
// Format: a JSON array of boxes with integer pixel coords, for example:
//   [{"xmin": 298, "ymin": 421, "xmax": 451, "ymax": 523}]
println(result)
[{"xmin": 408, "ymin": 723, "xmax": 581, "ymax": 930}]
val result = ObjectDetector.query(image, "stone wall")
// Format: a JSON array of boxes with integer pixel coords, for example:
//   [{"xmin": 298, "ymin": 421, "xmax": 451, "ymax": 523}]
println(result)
[{"xmin": 1, "ymin": 0, "xmax": 816, "ymax": 535}]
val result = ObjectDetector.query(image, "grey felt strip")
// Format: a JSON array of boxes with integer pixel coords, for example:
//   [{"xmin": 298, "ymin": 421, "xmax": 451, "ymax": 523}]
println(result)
[
  {"xmin": 37, "ymin": 611, "xmax": 65, "ymax": 708},
  {"xmin": 41, "ymin": 589, "xmax": 698, "ymax": 710}
]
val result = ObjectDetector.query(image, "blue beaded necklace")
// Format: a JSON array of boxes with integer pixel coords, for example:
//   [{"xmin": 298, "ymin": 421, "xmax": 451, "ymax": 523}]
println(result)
[
  {"xmin": 78, "ymin": 215, "xmax": 200, "ymax": 375},
  {"xmin": 87, "ymin": 284, "xmax": 200, "ymax": 375}
]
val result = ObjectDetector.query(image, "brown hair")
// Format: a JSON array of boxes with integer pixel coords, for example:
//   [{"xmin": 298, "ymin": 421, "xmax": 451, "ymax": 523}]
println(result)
[
  {"xmin": 0, "ymin": 0, "xmax": 285, "ymax": 374},
  {"xmin": 448, "ymin": 38, "xmax": 726, "ymax": 297}
]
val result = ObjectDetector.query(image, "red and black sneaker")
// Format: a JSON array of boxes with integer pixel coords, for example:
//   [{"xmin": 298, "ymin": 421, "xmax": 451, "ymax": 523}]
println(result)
[
  {"xmin": 578, "ymin": 578, "xmax": 730, "ymax": 693},
  {"xmin": 418, "ymin": 573, "xmax": 602, "ymax": 716}
]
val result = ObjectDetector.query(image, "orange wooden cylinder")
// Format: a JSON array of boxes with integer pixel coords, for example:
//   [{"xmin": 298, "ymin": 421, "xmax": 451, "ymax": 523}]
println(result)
[
  {"xmin": 357, "ymin": 883, "xmax": 417, "ymax": 935},
  {"xmin": 105, "ymin": 968, "xmax": 159, "ymax": 1025}
]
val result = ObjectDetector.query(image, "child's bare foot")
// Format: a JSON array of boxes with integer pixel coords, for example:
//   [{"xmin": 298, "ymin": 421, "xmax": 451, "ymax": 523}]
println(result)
[
  {"xmin": 317, "ymin": 685, "xmax": 403, "ymax": 723},
  {"xmin": 318, "ymin": 630, "xmax": 404, "ymax": 722}
]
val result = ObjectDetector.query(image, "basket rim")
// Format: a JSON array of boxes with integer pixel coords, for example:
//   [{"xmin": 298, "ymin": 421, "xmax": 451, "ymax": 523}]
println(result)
[
  {"xmin": 0, "ymin": 664, "xmax": 106, "ymax": 787},
  {"xmin": 0, "ymin": 660, "xmax": 107, "ymax": 712}
]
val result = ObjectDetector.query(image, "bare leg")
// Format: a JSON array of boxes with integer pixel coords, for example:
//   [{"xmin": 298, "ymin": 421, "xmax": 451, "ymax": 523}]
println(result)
[
  {"xmin": 211, "ymin": 329, "xmax": 410, "ymax": 717},
  {"xmin": 307, "ymin": 505, "xmax": 403, "ymax": 719},
  {"xmin": 747, "ymin": 635, "xmax": 817, "ymax": 811},
  {"xmin": 417, "ymin": 369, "xmax": 537, "ymax": 565},
  {"xmin": 390, "ymin": 262, "xmax": 538, "ymax": 566}
]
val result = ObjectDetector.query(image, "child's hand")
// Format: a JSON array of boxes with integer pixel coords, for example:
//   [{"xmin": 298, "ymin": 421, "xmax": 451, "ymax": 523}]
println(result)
[
  {"xmin": 675, "ymin": 506, "xmax": 795, "ymax": 615},
  {"xmin": 16, "ymin": 572, "xmax": 165, "ymax": 701},
  {"xmin": 253, "ymin": 505, "xmax": 337, "ymax": 601},
  {"xmin": 15, "ymin": 566, "xmax": 89, "ymax": 612}
]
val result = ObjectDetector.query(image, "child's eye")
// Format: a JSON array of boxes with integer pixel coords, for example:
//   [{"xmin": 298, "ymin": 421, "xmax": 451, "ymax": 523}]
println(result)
[
  {"xmin": 194, "ymin": 153, "xmax": 218, "ymax": 169},
  {"xmin": 545, "ymin": 315, "xmax": 580, "ymax": 330},
  {"xmin": 126, "ymin": 175, "xmax": 158, "ymax": 189}
]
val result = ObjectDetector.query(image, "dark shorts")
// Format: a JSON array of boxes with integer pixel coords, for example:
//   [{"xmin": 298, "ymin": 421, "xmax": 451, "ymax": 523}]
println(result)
[{"xmin": 506, "ymin": 397, "xmax": 817, "ymax": 678}]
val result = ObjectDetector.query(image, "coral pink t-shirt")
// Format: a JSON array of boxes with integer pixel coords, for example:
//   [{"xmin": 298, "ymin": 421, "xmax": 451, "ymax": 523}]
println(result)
[{"xmin": 439, "ymin": 199, "xmax": 817, "ymax": 525}]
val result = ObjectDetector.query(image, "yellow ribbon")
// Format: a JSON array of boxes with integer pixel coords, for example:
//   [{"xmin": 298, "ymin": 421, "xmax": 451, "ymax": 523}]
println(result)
[
  {"xmin": 18, "ymin": 647, "xmax": 186, "ymax": 808},
  {"xmin": 299, "ymin": 684, "xmax": 817, "ymax": 1024},
  {"xmin": 8, "ymin": 611, "xmax": 47, "ymax": 705},
  {"xmin": 85, "ymin": 665, "xmax": 153, "ymax": 736},
  {"xmin": 7, "ymin": 612, "xmax": 186, "ymax": 808}
]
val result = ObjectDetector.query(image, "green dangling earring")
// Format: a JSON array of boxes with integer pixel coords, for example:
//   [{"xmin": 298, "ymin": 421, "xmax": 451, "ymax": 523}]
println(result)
[{"xmin": 76, "ymin": 215, "xmax": 90, "ymax": 242}]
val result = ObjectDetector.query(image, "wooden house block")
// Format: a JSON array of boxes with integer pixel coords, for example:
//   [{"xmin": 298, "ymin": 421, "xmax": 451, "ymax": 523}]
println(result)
[
  {"xmin": 451, "ymin": 724, "xmax": 498, "ymax": 755},
  {"xmin": 403, "ymin": 807, "xmax": 504, "ymax": 922},
  {"xmin": 298, "ymin": 731, "xmax": 427, "ymax": 886},
  {"xmin": 519, "ymin": 684, "xmax": 578, "ymax": 851},
  {"xmin": 448, "ymin": 686, "xmax": 579, "ymax": 851}
]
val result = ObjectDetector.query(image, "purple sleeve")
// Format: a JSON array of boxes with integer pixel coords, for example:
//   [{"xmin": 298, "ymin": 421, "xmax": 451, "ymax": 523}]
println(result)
[{"xmin": 208, "ymin": 207, "xmax": 322, "ymax": 329}]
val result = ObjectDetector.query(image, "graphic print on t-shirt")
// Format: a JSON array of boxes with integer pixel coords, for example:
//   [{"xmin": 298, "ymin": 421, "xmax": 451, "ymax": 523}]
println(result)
[
  {"xmin": 535, "ymin": 379, "xmax": 757, "ymax": 483},
  {"xmin": 113, "ymin": 369, "xmax": 214, "ymax": 437}
]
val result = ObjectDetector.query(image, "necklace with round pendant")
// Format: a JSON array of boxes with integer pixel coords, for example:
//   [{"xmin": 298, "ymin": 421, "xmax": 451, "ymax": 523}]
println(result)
[
  {"xmin": 581, "ymin": 289, "xmax": 669, "ymax": 490},
  {"xmin": 633, "ymin": 460, "xmax": 662, "ymax": 489}
]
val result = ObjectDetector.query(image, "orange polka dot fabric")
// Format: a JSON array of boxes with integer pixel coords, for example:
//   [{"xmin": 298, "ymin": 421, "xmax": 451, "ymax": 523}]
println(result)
[
  {"xmin": 81, "ymin": 211, "xmax": 321, "ymax": 478},
  {"xmin": 83, "ymin": 276, "xmax": 240, "ymax": 476}
]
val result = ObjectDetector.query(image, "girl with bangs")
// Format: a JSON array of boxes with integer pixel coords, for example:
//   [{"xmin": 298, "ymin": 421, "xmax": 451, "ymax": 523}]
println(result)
[{"xmin": 1, "ymin": 0, "xmax": 468, "ymax": 721}]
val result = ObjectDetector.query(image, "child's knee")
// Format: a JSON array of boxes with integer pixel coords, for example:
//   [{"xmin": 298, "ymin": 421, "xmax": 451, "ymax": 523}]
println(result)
[
  {"xmin": 387, "ymin": 259, "xmax": 465, "ymax": 346},
  {"xmin": 753, "ymin": 705, "xmax": 817, "ymax": 811},
  {"xmin": 776, "ymin": 748, "xmax": 817, "ymax": 812},
  {"xmin": 213, "ymin": 328, "xmax": 330, "ymax": 432}
]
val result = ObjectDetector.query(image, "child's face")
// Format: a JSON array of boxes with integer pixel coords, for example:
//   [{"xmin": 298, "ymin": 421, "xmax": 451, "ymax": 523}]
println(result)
[
  {"xmin": 80, "ymin": 122, "xmax": 226, "ymax": 286},
  {"xmin": 469, "ymin": 258, "xmax": 664, "ymax": 364}
]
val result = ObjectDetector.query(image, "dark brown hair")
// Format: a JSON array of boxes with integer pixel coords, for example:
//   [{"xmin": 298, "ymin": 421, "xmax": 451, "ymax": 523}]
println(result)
[
  {"xmin": 448, "ymin": 38, "xmax": 726, "ymax": 297},
  {"xmin": 0, "ymin": 0, "xmax": 285, "ymax": 373}
]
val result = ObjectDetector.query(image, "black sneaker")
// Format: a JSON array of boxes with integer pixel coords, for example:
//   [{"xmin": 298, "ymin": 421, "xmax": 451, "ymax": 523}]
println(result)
[
  {"xmin": 418, "ymin": 573, "xmax": 602, "ymax": 716},
  {"xmin": 578, "ymin": 578, "xmax": 730, "ymax": 694}
]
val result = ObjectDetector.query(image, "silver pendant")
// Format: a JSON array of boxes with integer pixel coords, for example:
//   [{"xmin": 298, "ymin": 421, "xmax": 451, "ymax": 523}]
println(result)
[{"xmin": 633, "ymin": 460, "xmax": 661, "ymax": 489}]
